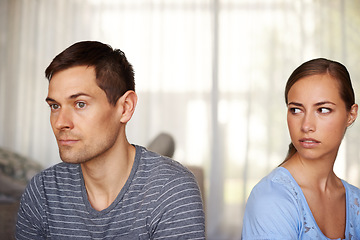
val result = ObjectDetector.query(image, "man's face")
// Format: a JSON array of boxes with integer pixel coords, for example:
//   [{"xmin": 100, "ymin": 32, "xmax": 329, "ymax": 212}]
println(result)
[{"xmin": 46, "ymin": 65, "xmax": 121, "ymax": 164}]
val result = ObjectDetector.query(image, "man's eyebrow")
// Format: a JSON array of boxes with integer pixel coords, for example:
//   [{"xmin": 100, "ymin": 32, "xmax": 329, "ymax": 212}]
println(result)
[
  {"xmin": 69, "ymin": 92, "xmax": 91, "ymax": 99},
  {"xmin": 45, "ymin": 93, "xmax": 91, "ymax": 102},
  {"xmin": 45, "ymin": 97, "xmax": 55, "ymax": 102}
]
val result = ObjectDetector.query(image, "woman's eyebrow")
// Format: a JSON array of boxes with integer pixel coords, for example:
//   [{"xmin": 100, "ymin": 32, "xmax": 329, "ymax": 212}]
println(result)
[
  {"xmin": 287, "ymin": 102, "xmax": 302, "ymax": 106},
  {"xmin": 314, "ymin": 101, "xmax": 336, "ymax": 106},
  {"xmin": 287, "ymin": 101, "xmax": 336, "ymax": 107}
]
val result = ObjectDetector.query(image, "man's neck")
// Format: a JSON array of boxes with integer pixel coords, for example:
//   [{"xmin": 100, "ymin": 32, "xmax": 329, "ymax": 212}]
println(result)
[{"xmin": 81, "ymin": 143, "xmax": 136, "ymax": 211}]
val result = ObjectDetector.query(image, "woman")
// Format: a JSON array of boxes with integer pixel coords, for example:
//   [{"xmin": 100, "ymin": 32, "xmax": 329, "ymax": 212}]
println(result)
[{"xmin": 241, "ymin": 58, "xmax": 360, "ymax": 239}]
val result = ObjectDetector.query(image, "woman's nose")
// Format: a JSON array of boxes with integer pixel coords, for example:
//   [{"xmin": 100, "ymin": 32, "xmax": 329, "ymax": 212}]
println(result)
[{"xmin": 301, "ymin": 113, "xmax": 316, "ymax": 132}]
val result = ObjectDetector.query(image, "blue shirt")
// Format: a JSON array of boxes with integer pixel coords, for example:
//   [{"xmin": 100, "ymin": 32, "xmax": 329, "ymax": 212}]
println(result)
[{"xmin": 242, "ymin": 167, "xmax": 360, "ymax": 240}]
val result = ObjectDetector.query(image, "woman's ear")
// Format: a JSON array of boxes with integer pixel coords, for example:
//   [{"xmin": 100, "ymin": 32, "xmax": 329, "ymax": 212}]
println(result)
[
  {"xmin": 116, "ymin": 90, "xmax": 138, "ymax": 124},
  {"xmin": 347, "ymin": 103, "xmax": 358, "ymax": 127}
]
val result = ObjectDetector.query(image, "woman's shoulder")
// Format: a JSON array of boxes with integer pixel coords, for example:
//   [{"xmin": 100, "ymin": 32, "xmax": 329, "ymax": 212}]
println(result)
[
  {"xmin": 342, "ymin": 180, "xmax": 360, "ymax": 209},
  {"xmin": 251, "ymin": 167, "xmax": 301, "ymax": 199},
  {"xmin": 342, "ymin": 180, "xmax": 360, "ymax": 195},
  {"xmin": 242, "ymin": 167, "xmax": 303, "ymax": 238},
  {"xmin": 341, "ymin": 180, "xmax": 360, "ymax": 237},
  {"xmin": 245, "ymin": 167, "xmax": 305, "ymax": 217}
]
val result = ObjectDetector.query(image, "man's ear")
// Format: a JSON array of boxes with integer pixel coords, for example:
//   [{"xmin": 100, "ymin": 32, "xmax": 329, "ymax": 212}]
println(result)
[
  {"xmin": 347, "ymin": 103, "xmax": 358, "ymax": 127},
  {"xmin": 116, "ymin": 90, "xmax": 138, "ymax": 124}
]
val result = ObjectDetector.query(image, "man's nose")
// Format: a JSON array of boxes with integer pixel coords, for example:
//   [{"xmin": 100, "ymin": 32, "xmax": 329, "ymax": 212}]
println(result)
[{"xmin": 52, "ymin": 108, "xmax": 74, "ymax": 130}]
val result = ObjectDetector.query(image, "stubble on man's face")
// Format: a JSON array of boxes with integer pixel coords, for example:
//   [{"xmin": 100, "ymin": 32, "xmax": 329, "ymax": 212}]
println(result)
[{"xmin": 47, "ymin": 65, "xmax": 121, "ymax": 165}]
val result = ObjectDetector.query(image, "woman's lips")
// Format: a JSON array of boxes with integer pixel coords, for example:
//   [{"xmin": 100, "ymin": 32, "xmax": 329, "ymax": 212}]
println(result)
[{"xmin": 299, "ymin": 138, "xmax": 320, "ymax": 148}]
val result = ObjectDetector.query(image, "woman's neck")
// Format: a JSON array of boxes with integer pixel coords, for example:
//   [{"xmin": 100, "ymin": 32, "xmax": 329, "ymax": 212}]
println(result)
[{"xmin": 281, "ymin": 153, "xmax": 340, "ymax": 192}]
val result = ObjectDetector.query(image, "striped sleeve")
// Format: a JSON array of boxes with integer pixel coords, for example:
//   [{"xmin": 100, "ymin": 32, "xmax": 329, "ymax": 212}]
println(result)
[
  {"xmin": 16, "ymin": 174, "xmax": 48, "ymax": 240},
  {"xmin": 149, "ymin": 170, "xmax": 205, "ymax": 239}
]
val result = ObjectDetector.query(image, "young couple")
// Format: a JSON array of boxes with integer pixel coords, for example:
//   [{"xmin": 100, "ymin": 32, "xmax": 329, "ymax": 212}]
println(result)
[{"xmin": 16, "ymin": 41, "xmax": 360, "ymax": 239}]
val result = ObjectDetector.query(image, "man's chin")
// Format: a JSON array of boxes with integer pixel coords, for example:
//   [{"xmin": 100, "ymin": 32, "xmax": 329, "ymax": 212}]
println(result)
[{"xmin": 59, "ymin": 152, "xmax": 88, "ymax": 164}]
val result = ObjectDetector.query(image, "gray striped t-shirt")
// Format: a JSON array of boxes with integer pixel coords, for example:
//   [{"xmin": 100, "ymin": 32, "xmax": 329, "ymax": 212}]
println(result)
[{"xmin": 16, "ymin": 145, "xmax": 205, "ymax": 239}]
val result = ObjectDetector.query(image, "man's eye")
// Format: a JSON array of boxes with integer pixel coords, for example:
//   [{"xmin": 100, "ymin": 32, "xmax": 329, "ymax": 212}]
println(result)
[
  {"xmin": 50, "ymin": 104, "xmax": 60, "ymax": 110},
  {"xmin": 76, "ymin": 102, "xmax": 86, "ymax": 109}
]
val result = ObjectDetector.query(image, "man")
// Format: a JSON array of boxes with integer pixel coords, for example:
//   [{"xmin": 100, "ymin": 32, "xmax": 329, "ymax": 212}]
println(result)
[{"xmin": 16, "ymin": 41, "xmax": 205, "ymax": 239}]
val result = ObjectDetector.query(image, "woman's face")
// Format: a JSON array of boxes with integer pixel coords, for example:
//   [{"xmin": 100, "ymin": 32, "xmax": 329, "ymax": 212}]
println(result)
[{"xmin": 287, "ymin": 74, "xmax": 357, "ymax": 162}]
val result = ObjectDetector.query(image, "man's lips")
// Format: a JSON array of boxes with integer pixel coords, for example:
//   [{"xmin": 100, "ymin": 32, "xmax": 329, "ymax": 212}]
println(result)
[{"xmin": 58, "ymin": 139, "xmax": 79, "ymax": 146}]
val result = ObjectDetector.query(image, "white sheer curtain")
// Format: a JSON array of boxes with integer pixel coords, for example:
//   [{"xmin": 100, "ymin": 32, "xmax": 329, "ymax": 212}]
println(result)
[{"xmin": 1, "ymin": 0, "xmax": 360, "ymax": 239}]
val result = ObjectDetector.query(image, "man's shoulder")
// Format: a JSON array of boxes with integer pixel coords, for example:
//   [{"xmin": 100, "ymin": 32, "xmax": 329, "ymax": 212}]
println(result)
[
  {"xmin": 133, "ymin": 146, "xmax": 199, "ymax": 194},
  {"xmin": 137, "ymin": 146, "xmax": 194, "ymax": 180},
  {"xmin": 37, "ymin": 162, "xmax": 79, "ymax": 177},
  {"xmin": 29, "ymin": 162, "xmax": 81, "ymax": 188}
]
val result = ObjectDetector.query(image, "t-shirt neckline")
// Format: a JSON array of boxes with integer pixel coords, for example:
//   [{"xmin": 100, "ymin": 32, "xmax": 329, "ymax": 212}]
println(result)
[
  {"xmin": 79, "ymin": 145, "xmax": 142, "ymax": 216},
  {"xmin": 277, "ymin": 166, "xmax": 349, "ymax": 240}
]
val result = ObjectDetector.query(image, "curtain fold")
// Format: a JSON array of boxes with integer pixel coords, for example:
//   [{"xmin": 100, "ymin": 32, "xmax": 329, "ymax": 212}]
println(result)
[{"xmin": 1, "ymin": 0, "xmax": 360, "ymax": 239}]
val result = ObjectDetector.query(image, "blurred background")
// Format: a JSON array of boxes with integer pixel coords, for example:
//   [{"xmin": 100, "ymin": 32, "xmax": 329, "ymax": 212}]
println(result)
[{"xmin": 1, "ymin": 0, "xmax": 360, "ymax": 239}]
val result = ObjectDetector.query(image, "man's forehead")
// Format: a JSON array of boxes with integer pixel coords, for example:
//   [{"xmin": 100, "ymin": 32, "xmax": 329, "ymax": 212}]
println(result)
[{"xmin": 47, "ymin": 66, "xmax": 102, "ymax": 100}]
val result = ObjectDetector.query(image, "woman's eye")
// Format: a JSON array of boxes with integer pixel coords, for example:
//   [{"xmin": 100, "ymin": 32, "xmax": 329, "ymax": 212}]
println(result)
[
  {"xmin": 76, "ymin": 102, "xmax": 86, "ymax": 109},
  {"xmin": 290, "ymin": 108, "xmax": 301, "ymax": 114},
  {"xmin": 319, "ymin": 107, "xmax": 331, "ymax": 114}
]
